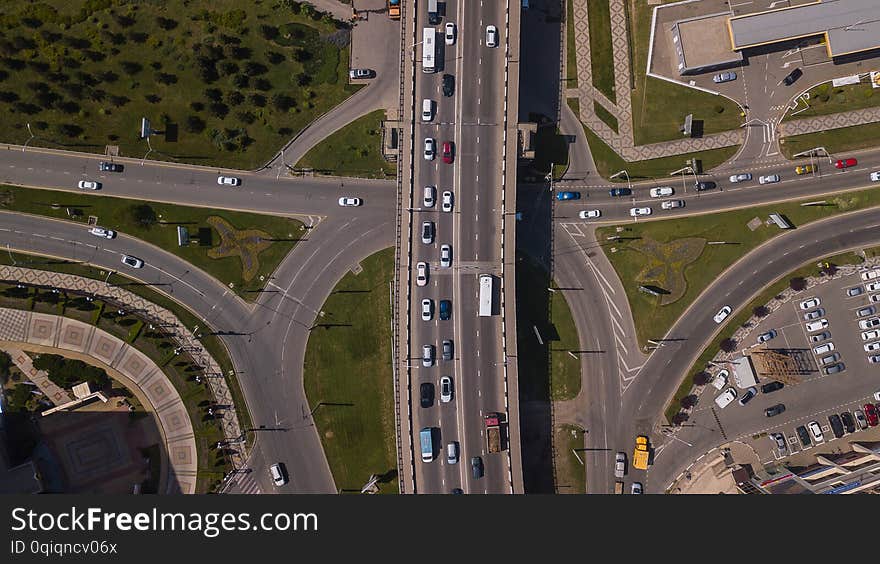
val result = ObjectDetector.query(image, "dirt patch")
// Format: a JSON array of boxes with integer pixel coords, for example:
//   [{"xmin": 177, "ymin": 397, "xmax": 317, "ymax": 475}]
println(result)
[
  {"xmin": 629, "ymin": 237, "xmax": 705, "ymax": 305},
  {"xmin": 206, "ymin": 216, "xmax": 273, "ymax": 283}
]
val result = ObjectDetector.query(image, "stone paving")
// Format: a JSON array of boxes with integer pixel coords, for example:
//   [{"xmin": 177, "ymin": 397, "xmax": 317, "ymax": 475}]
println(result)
[
  {"xmin": 567, "ymin": 0, "xmax": 744, "ymax": 161},
  {"xmin": 0, "ymin": 309, "xmax": 198, "ymax": 494},
  {"xmin": 779, "ymin": 106, "xmax": 880, "ymax": 138},
  {"xmin": 0, "ymin": 265, "xmax": 246, "ymax": 473},
  {"xmin": 2, "ymin": 345, "xmax": 73, "ymax": 406}
]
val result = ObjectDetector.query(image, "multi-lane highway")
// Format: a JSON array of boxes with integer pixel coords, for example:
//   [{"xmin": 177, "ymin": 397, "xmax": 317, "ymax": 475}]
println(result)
[{"xmin": 400, "ymin": 0, "xmax": 516, "ymax": 494}]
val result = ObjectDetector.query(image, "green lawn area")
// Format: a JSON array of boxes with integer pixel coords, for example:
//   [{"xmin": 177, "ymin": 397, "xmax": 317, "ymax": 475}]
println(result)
[
  {"xmin": 780, "ymin": 122, "xmax": 880, "ymax": 159},
  {"xmin": 587, "ymin": 0, "xmax": 615, "ymax": 103},
  {"xmin": 594, "ymin": 100, "xmax": 619, "ymax": 133},
  {"xmin": 571, "ymin": 99, "xmax": 738, "ymax": 180},
  {"xmin": 0, "ymin": 274, "xmax": 243, "ymax": 493},
  {"xmin": 516, "ymin": 254, "xmax": 582, "ymax": 402},
  {"xmin": 565, "ymin": 0, "xmax": 578, "ymax": 89},
  {"xmin": 296, "ymin": 109, "xmax": 396, "ymax": 179},
  {"xmin": 303, "ymin": 247, "xmax": 397, "ymax": 494},
  {"xmin": 597, "ymin": 187, "xmax": 880, "ymax": 349},
  {"xmin": 628, "ymin": 0, "xmax": 742, "ymax": 144},
  {"xmin": 663, "ymin": 251, "xmax": 864, "ymax": 424},
  {"xmin": 554, "ymin": 423, "xmax": 587, "ymax": 494},
  {"xmin": 0, "ymin": 1, "xmax": 361, "ymax": 169},
  {"xmin": 783, "ymin": 80, "xmax": 880, "ymax": 121},
  {"xmin": 0, "ymin": 250, "xmax": 251, "ymax": 456},
  {"xmin": 0, "ymin": 185, "xmax": 303, "ymax": 299}
]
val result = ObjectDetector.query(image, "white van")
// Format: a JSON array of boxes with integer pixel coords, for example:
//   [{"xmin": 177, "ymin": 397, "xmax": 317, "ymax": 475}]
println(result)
[
  {"xmin": 269, "ymin": 463, "xmax": 287, "ymax": 486},
  {"xmin": 813, "ymin": 342, "xmax": 835, "ymax": 355},
  {"xmin": 714, "ymin": 387, "xmax": 737, "ymax": 409},
  {"xmin": 711, "ymin": 369, "xmax": 729, "ymax": 390},
  {"xmin": 422, "ymin": 99, "xmax": 433, "ymax": 122},
  {"xmin": 447, "ymin": 441, "xmax": 459, "ymax": 464}
]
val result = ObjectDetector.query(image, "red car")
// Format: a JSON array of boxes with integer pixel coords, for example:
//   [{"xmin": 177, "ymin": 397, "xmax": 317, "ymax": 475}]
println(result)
[
  {"xmin": 442, "ymin": 141, "xmax": 454, "ymax": 164},
  {"xmin": 835, "ymin": 158, "xmax": 857, "ymax": 169},
  {"xmin": 864, "ymin": 403, "xmax": 879, "ymax": 427}
]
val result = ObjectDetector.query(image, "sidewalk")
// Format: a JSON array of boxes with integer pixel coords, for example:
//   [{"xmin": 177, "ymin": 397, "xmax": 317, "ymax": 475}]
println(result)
[
  {"xmin": 2, "ymin": 344, "xmax": 73, "ymax": 406},
  {"xmin": 567, "ymin": 0, "xmax": 743, "ymax": 161},
  {"xmin": 779, "ymin": 106, "xmax": 880, "ymax": 137},
  {"xmin": 0, "ymin": 264, "xmax": 245, "ymax": 474}
]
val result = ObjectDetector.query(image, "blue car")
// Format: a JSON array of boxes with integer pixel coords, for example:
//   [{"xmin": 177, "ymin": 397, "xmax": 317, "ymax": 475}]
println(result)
[
  {"xmin": 556, "ymin": 191, "xmax": 580, "ymax": 201},
  {"xmin": 439, "ymin": 299, "xmax": 451, "ymax": 320},
  {"xmin": 609, "ymin": 187, "xmax": 632, "ymax": 197}
]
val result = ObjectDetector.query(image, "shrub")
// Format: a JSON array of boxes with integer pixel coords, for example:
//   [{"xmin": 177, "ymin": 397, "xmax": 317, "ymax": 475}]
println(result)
[
  {"xmin": 753, "ymin": 305, "xmax": 770, "ymax": 317},
  {"xmin": 129, "ymin": 204, "xmax": 157, "ymax": 228},
  {"xmin": 719, "ymin": 338, "xmax": 738, "ymax": 353},
  {"xmin": 692, "ymin": 371, "xmax": 711, "ymax": 386},
  {"xmin": 789, "ymin": 276, "xmax": 806, "ymax": 291}
]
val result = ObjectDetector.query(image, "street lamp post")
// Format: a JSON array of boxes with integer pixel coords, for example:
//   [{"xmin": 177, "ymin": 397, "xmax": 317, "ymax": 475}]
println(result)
[
  {"xmin": 22, "ymin": 123, "xmax": 35, "ymax": 152},
  {"xmin": 609, "ymin": 169, "xmax": 632, "ymax": 193}
]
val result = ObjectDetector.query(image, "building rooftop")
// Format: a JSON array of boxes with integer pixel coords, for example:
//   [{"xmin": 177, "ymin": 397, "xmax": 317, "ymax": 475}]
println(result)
[{"xmin": 728, "ymin": 0, "xmax": 880, "ymax": 57}]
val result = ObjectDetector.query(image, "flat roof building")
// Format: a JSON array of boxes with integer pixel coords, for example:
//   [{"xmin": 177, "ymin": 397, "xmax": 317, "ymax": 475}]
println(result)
[{"xmin": 728, "ymin": 0, "xmax": 880, "ymax": 58}]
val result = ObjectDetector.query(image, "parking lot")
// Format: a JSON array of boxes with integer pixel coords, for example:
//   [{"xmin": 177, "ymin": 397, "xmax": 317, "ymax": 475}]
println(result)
[{"xmin": 693, "ymin": 266, "xmax": 880, "ymax": 465}]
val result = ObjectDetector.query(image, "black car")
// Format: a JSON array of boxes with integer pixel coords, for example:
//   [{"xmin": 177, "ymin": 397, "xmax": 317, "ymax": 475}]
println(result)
[
  {"xmin": 442, "ymin": 74, "xmax": 455, "ymax": 97},
  {"xmin": 471, "ymin": 456, "xmax": 483, "ymax": 479},
  {"xmin": 828, "ymin": 414, "xmax": 845, "ymax": 439},
  {"xmin": 439, "ymin": 299, "xmax": 451, "ymax": 320},
  {"xmin": 694, "ymin": 180, "xmax": 716, "ymax": 191},
  {"xmin": 450, "ymin": 488, "xmax": 463, "ymax": 495},
  {"xmin": 765, "ymin": 403, "xmax": 785, "ymax": 417},
  {"xmin": 761, "ymin": 381, "xmax": 784, "ymax": 394},
  {"xmin": 442, "ymin": 339, "xmax": 453, "ymax": 361},
  {"xmin": 609, "ymin": 187, "xmax": 632, "ymax": 197},
  {"xmin": 782, "ymin": 67, "xmax": 802, "ymax": 86},
  {"xmin": 796, "ymin": 425, "xmax": 811, "ymax": 448},
  {"xmin": 99, "ymin": 161, "xmax": 123, "ymax": 172},
  {"xmin": 419, "ymin": 382, "xmax": 434, "ymax": 408},
  {"xmin": 840, "ymin": 411, "xmax": 856, "ymax": 434}
]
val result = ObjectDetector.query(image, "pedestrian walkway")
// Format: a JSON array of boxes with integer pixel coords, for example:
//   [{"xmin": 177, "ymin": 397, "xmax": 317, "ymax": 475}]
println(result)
[
  {"xmin": 0, "ymin": 308, "xmax": 199, "ymax": 494},
  {"xmin": 0, "ymin": 265, "xmax": 246, "ymax": 473},
  {"xmin": 226, "ymin": 471, "xmax": 263, "ymax": 495},
  {"xmin": 2, "ymin": 345, "xmax": 73, "ymax": 406},
  {"xmin": 567, "ymin": 0, "xmax": 743, "ymax": 161},
  {"xmin": 779, "ymin": 106, "xmax": 880, "ymax": 138}
]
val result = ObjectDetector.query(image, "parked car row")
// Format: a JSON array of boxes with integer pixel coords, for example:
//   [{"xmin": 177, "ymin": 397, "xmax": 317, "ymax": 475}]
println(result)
[
  {"xmin": 772, "ymin": 397, "xmax": 880, "ymax": 456},
  {"xmin": 799, "ymin": 296, "xmax": 845, "ymax": 375}
]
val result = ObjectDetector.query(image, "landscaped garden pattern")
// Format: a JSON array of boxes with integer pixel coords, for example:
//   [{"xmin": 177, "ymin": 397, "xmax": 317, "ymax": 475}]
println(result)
[
  {"xmin": 0, "ymin": 1, "xmax": 359, "ymax": 169},
  {"xmin": 0, "ymin": 185, "xmax": 303, "ymax": 297},
  {"xmin": 598, "ymin": 188, "xmax": 880, "ymax": 348}
]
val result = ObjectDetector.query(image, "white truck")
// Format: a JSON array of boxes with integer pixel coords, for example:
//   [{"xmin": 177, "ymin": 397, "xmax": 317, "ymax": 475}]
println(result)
[{"xmin": 714, "ymin": 387, "xmax": 737, "ymax": 409}]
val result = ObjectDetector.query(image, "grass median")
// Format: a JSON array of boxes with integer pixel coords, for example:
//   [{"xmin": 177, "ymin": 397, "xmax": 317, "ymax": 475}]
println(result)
[
  {"xmin": 597, "ymin": 187, "xmax": 880, "ymax": 349},
  {"xmin": 303, "ymin": 248, "xmax": 397, "ymax": 494},
  {"xmin": 783, "ymin": 80, "xmax": 880, "ymax": 121},
  {"xmin": 295, "ymin": 109, "xmax": 396, "ymax": 179},
  {"xmin": 565, "ymin": 0, "xmax": 578, "ymax": 89},
  {"xmin": 587, "ymin": 0, "xmax": 615, "ymax": 103},
  {"xmin": 554, "ymin": 423, "xmax": 587, "ymax": 494},
  {"xmin": 663, "ymin": 251, "xmax": 864, "ymax": 424},
  {"xmin": 780, "ymin": 122, "xmax": 880, "ymax": 160},
  {"xmin": 0, "ymin": 185, "xmax": 303, "ymax": 300}
]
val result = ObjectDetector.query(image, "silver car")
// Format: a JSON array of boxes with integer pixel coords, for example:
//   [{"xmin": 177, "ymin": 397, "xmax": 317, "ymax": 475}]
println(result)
[
  {"xmin": 713, "ymin": 71, "xmax": 736, "ymax": 83},
  {"xmin": 422, "ymin": 344, "xmax": 435, "ymax": 367},
  {"xmin": 439, "ymin": 244, "xmax": 451, "ymax": 268}
]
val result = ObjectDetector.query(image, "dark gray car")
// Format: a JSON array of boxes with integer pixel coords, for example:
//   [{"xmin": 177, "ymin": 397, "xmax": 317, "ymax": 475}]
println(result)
[
  {"xmin": 442, "ymin": 339, "xmax": 453, "ymax": 361},
  {"xmin": 471, "ymin": 456, "xmax": 483, "ymax": 479}
]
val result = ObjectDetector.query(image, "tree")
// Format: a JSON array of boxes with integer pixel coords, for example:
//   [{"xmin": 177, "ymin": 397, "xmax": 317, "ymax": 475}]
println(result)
[
  {"xmin": 155, "ymin": 17, "xmax": 178, "ymax": 31},
  {"xmin": 219, "ymin": 61, "xmax": 239, "ymax": 76},
  {"xmin": 203, "ymin": 88, "xmax": 223, "ymax": 101},
  {"xmin": 232, "ymin": 74, "xmax": 249, "ymax": 89},
  {"xmin": 209, "ymin": 102, "xmax": 229, "ymax": 119},
  {"xmin": 56, "ymin": 123, "xmax": 83, "ymax": 137},
  {"xmin": 185, "ymin": 115, "xmax": 206, "ymax": 133},
  {"xmin": 719, "ymin": 338, "xmax": 738, "ymax": 353},
  {"xmin": 0, "ymin": 90, "xmax": 19, "ymax": 103},
  {"xmin": 271, "ymin": 93, "xmax": 294, "ymax": 111},
  {"xmin": 236, "ymin": 110, "xmax": 255, "ymax": 124},
  {"xmin": 259, "ymin": 25, "xmax": 278, "ymax": 40},
  {"xmin": 253, "ymin": 77, "xmax": 272, "ymax": 91},
  {"xmin": 226, "ymin": 91, "xmax": 244, "ymax": 106},
  {"xmin": 109, "ymin": 95, "xmax": 129, "ymax": 107},
  {"xmin": 671, "ymin": 412, "xmax": 689, "ymax": 426},
  {"xmin": 114, "ymin": 14, "xmax": 136, "ymax": 28},
  {"xmin": 753, "ymin": 305, "xmax": 770, "ymax": 317},
  {"xmin": 248, "ymin": 93, "xmax": 266, "ymax": 107},
  {"xmin": 679, "ymin": 395, "xmax": 698, "ymax": 409},
  {"xmin": 129, "ymin": 204, "xmax": 157, "ymax": 228},
  {"xmin": 296, "ymin": 73, "xmax": 311, "ymax": 86},
  {"xmin": 692, "ymin": 371, "xmax": 711, "ymax": 386},
  {"xmin": 294, "ymin": 48, "xmax": 312, "ymax": 62},
  {"xmin": 156, "ymin": 73, "xmax": 178, "ymax": 85},
  {"xmin": 144, "ymin": 94, "xmax": 161, "ymax": 104},
  {"xmin": 243, "ymin": 61, "xmax": 267, "ymax": 76},
  {"xmin": 120, "ymin": 61, "xmax": 142, "ymax": 75},
  {"xmin": 789, "ymin": 276, "xmax": 806, "ymax": 291},
  {"xmin": 820, "ymin": 263, "xmax": 837, "ymax": 276}
]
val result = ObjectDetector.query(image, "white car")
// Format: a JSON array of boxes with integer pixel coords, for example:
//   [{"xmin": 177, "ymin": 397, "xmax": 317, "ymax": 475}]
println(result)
[
  {"xmin": 807, "ymin": 421, "xmax": 824, "ymax": 443},
  {"xmin": 859, "ymin": 317, "xmax": 880, "ymax": 330},
  {"xmin": 758, "ymin": 174, "xmax": 780, "ymax": 184},
  {"xmin": 441, "ymin": 190, "xmax": 453, "ymax": 212},
  {"xmin": 870, "ymin": 171, "xmax": 880, "ymax": 182},
  {"xmin": 439, "ymin": 244, "xmax": 451, "ymax": 268},
  {"xmin": 89, "ymin": 227, "xmax": 116, "ymax": 239},
  {"xmin": 804, "ymin": 319, "xmax": 828, "ymax": 332},
  {"xmin": 861, "ymin": 269, "xmax": 880, "ymax": 281},
  {"xmin": 713, "ymin": 305, "xmax": 732, "ymax": 324},
  {"xmin": 874, "ymin": 390, "xmax": 880, "ymax": 402},
  {"xmin": 714, "ymin": 387, "xmax": 737, "ymax": 409},
  {"xmin": 614, "ymin": 452, "xmax": 626, "ymax": 478},
  {"xmin": 338, "ymin": 197, "xmax": 362, "ymax": 207},
  {"xmin": 444, "ymin": 22, "xmax": 456, "ymax": 45},
  {"xmin": 217, "ymin": 176, "xmax": 241, "ymax": 186},
  {"xmin": 799, "ymin": 298, "xmax": 820, "ymax": 310},
  {"xmin": 440, "ymin": 376, "xmax": 453, "ymax": 403},
  {"xmin": 629, "ymin": 207, "xmax": 651, "ymax": 217},
  {"xmin": 729, "ymin": 173, "xmax": 752, "ymax": 183},
  {"xmin": 864, "ymin": 341, "xmax": 880, "ymax": 352},
  {"xmin": 631, "ymin": 482, "xmax": 643, "ymax": 494},
  {"xmin": 649, "ymin": 186, "xmax": 673, "ymax": 198},
  {"xmin": 416, "ymin": 262, "xmax": 428, "ymax": 287},
  {"xmin": 421, "ymin": 298, "xmax": 433, "ymax": 321},
  {"xmin": 862, "ymin": 329, "xmax": 880, "ymax": 341},
  {"xmin": 813, "ymin": 342, "xmax": 834, "ymax": 355},
  {"xmin": 485, "ymin": 25, "xmax": 498, "ymax": 47},
  {"xmin": 579, "ymin": 209, "xmax": 601, "ymax": 219},
  {"xmin": 867, "ymin": 282, "xmax": 880, "ymax": 293},
  {"xmin": 77, "ymin": 180, "xmax": 101, "ymax": 190},
  {"xmin": 661, "ymin": 200, "xmax": 684, "ymax": 210},
  {"xmin": 121, "ymin": 255, "xmax": 144, "ymax": 269},
  {"xmin": 871, "ymin": 294, "xmax": 880, "ymax": 304},
  {"xmin": 711, "ymin": 369, "xmax": 729, "ymax": 390},
  {"xmin": 424, "ymin": 138, "xmax": 436, "ymax": 160},
  {"xmin": 269, "ymin": 463, "xmax": 287, "ymax": 486}
]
